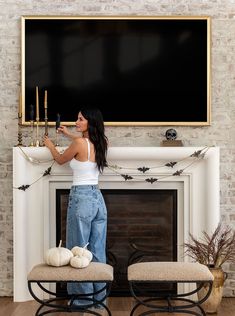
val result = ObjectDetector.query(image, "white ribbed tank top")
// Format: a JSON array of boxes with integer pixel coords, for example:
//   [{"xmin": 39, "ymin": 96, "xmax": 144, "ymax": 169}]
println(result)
[{"xmin": 69, "ymin": 138, "xmax": 99, "ymax": 185}]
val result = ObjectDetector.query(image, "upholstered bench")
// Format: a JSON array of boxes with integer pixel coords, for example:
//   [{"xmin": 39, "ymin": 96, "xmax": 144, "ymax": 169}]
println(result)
[
  {"xmin": 28, "ymin": 262, "xmax": 113, "ymax": 316},
  {"xmin": 128, "ymin": 262, "xmax": 214, "ymax": 316}
]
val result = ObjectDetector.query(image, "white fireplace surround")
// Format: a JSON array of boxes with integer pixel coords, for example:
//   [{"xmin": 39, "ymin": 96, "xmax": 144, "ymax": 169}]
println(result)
[{"xmin": 13, "ymin": 146, "xmax": 220, "ymax": 302}]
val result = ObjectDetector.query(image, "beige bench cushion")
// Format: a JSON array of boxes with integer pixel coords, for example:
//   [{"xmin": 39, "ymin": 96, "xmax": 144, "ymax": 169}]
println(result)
[
  {"xmin": 128, "ymin": 262, "xmax": 214, "ymax": 282},
  {"xmin": 28, "ymin": 263, "xmax": 113, "ymax": 282}
]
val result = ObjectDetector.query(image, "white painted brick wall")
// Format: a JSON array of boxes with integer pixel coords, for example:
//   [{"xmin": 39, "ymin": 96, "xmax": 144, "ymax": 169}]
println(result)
[{"xmin": 0, "ymin": 0, "xmax": 234, "ymax": 296}]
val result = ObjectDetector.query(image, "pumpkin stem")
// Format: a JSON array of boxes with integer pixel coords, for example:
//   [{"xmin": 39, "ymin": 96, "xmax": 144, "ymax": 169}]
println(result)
[{"xmin": 58, "ymin": 240, "xmax": 62, "ymax": 248}]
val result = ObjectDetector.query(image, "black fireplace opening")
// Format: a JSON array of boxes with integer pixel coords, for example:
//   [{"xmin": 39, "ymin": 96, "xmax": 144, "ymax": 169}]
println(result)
[{"xmin": 56, "ymin": 189, "xmax": 177, "ymax": 296}]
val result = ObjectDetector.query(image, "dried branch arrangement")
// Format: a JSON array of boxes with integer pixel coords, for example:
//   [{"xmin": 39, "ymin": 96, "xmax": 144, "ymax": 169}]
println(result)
[{"xmin": 184, "ymin": 223, "xmax": 235, "ymax": 268}]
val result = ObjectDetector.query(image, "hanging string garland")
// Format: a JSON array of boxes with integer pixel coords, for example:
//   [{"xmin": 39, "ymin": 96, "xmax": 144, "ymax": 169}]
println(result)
[
  {"xmin": 13, "ymin": 161, "xmax": 55, "ymax": 191},
  {"xmin": 107, "ymin": 146, "xmax": 211, "ymax": 183},
  {"xmin": 13, "ymin": 147, "xmax": 56, "ymax": 191},
  {"xmin": 18, "ymin": 146, "xmax": 54, "ymax": 164},
  {"xmin": 14, "ymin": 146, "xmax": 212, "ymax": 191},
  {"xmin": 107, "ymin": 146, "xmax": 208, "ymax": 172}
]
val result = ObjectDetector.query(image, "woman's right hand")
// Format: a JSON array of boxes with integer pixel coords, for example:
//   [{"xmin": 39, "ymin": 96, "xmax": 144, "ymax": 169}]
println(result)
[
  {"xmin": 57, "ymin": 125, "xmax": 79, "ymax": 140},
  {"xmin": 57, "ymin": 125, "xmax": 70, "ymax": 137}
]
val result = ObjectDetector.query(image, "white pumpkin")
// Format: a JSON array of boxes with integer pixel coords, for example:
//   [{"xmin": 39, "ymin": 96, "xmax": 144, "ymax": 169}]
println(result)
[
  {"xmin": 71, "ymin": 244, "xmax": 93, "ymax": 262},
  {"xmin": 70, "ymin": 255, "xmax": 90, "ymax": 268},
  {"xmin": 45, "ymin": 240, "xmax": 73, "ymax": 267}
]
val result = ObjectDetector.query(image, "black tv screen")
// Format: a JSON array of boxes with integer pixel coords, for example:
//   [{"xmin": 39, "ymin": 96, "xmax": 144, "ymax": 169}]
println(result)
[{"xmin": 21, "ymin": 16, "xmax": 211, "ymax": 125}]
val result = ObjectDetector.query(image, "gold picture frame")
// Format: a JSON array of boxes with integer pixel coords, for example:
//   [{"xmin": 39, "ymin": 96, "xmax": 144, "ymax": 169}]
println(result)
[{"xmin": 21, "ymin": 15, "xmax": 211, "ymax": 126}]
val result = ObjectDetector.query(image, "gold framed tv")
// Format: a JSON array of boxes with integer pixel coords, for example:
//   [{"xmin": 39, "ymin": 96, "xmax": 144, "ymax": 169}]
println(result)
[{"xmin": 21, "ymin": 16, "xmax": 211, "ymax": 126}]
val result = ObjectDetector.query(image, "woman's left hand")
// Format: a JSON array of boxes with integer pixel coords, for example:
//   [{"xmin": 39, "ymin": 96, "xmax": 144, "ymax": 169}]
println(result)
[{"xmin": 43, "ymin": 135, "xmax": 54, "ymax": 149}]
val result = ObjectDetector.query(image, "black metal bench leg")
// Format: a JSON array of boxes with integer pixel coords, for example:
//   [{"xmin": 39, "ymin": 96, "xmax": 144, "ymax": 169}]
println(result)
[
  {"xmin": 129, "ymin": 280, "xmax": 213, "ymax": 316},
  {"xmin": 28, "ymin": 280, "xmax": 112, "ymax": 316}
]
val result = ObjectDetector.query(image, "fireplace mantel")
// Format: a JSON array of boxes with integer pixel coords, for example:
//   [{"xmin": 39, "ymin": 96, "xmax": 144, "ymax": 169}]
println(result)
[{"xmin": 13, "ymin": 146, "xmax": 220, "ymax": 302}]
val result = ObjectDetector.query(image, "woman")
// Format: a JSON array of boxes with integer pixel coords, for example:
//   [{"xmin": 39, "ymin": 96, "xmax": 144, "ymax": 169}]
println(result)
[{"xmin": 44, "ymin": 107, "xmax": 108, "ymax": 307}]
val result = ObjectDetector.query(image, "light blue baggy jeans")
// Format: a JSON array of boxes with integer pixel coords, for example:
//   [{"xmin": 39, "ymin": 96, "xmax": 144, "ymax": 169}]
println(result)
[{"xmin": 66, "ymin": 185, "xmax": 107, "ymax": 306}]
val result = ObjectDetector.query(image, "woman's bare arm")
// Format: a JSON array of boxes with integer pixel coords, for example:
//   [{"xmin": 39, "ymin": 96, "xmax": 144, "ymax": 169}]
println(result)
[
  {"xmin": 57, "ymin": 126, "xmax": 79, "ymax": 140},
  {"xmin": 43, "ymin": 136, "xmax": 82, "ymax": 165}
]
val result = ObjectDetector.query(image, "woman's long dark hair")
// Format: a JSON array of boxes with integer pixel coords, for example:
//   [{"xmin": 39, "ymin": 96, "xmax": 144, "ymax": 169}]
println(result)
[{"xmin": 80, "ymin": 107, "xmax": 108, "ymax": 172}]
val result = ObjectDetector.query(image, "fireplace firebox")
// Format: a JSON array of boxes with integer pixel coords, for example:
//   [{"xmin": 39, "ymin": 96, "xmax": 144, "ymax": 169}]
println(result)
[{"xmin": 56, "ymin": 189, "xmax": 177, "ymax": 296}]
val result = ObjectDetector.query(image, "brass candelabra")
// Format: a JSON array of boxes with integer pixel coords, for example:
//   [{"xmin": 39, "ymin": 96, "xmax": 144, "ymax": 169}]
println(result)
[
  {"xmin": 15, "ymin": 113, "xmax": 25, "ymax": 147},
  {"xmin": 35, "ymin": 120, "xmax": 40, "ymax": 147},
  {"xmin": 35, "ymin": 86, "xmax": 41, "ymax": 147},
  {"xmin": 29, "ymin": 120, "xmax": 35, "ymax": 147},
  {"xmin": 44, "ymin": 90, "xmax": 48, "ymax": 136}
]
